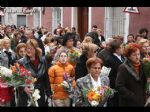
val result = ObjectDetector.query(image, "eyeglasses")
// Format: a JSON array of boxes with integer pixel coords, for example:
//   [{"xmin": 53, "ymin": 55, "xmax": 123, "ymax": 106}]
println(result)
[{"xmin": 26, "ymin": 47, "xmax": 34, "ymax": 51}]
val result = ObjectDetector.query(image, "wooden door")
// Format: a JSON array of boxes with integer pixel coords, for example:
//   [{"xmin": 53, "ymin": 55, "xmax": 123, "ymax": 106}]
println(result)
[{"xmin": 77, "ymin": 7, "xmax": 88, "ymax": 41}]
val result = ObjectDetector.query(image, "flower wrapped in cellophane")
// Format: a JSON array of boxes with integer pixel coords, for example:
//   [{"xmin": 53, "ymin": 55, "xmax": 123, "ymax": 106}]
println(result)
[
  {"xmin": 60, "ymin": 73, "xmax": 75, "ymax": 98},
  {"xmin": 143, "ymin": 57, "xmax": 150, "ymax": 95},
  {"xmin": 0, "ymin": 63, "xmax": 36, "ymax": 87},
  {"xmin": 67, "ymin": 49, "xmax": 81, "ymax": 67},
  {"xmin": 83, "ymin": 86, "xmax": 116, "ymax": 107},
  {"xmin": 100, "ymin": 66, "xmax": 111, "ymax": 77}
]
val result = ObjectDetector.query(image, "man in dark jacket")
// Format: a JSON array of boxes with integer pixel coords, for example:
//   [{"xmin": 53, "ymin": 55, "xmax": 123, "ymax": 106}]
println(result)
[
  {"xmin": 86, "ymin": 32, "xmax": 100, "ymax": 47},
  {"xmin": 24, "ymin": 28, "xmax": 45, "ymax": 56},
  {"xmin": 105, "ymin": 39, "xmax": 125, "ymax": 106},
  {"xmin": 19, "ymin": 25, "xmax": 27, "ymax": 43},
  {"xmin": 97, "ymin": 38, "xmax": 113, "ymax": 65}
]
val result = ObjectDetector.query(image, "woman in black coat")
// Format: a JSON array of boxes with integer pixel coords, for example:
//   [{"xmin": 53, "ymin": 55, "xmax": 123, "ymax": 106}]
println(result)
[
  {"xmin": 75, "ymin": 43, "xmax": 98, "ymax": 80},
  {"xmin": 17, "ymin": 39, "xmax": 51, "ymax": 107},
  {"xmin": 116, "ymin": 43, "xmax": 146, "ymax": 106}
]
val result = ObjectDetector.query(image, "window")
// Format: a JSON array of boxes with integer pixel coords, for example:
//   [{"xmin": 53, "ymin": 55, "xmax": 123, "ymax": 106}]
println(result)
[
  {"xmin": 104, "ymin": 7, "xmax": 128, "ymax": 40},
  {"xmin": 17, "ymin": 15, "xmax": 26, "ymax": 27},
  {"xmin": 33, "ymin": 11, "xmax": 40, "ymax": 28},
  {"xmin": 52, "ymin": 7, "xmax": 61, "ymax": 33}
]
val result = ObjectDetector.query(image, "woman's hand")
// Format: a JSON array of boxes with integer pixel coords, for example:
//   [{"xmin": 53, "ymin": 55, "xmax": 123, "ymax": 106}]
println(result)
[{"xmin": 24, "ymin": 86, "xmax": 32, "ymax": 95}]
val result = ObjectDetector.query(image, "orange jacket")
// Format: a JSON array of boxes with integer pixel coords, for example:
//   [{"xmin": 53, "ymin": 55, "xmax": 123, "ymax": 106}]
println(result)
[{"xmin": 48, "ymin": 61, "xmax": 75, "ymax": 100}]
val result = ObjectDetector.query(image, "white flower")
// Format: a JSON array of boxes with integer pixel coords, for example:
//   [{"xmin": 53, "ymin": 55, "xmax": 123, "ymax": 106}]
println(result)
[
  {"xmin": 62, "ymin": 81, "xmax": 69, "ymax": 88},
  {"xmin": 90, "ymin": 100, "xmax": 99, "ymax": 107},
  {"xmin": 32, "ymin": 89, "xmax": 41, "ymax": 101},
  {"xmin": 0, "ymin": 66, "xmax": 12, "ymax": 77},
  {"xmin": 100, "ymin": 66, "xmax": 111, "ymax": 76}
]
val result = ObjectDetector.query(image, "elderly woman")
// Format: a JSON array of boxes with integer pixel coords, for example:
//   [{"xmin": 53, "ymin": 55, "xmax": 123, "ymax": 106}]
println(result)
[
  {"xmin": 74, "ymin": 57, "xmax": 109, "ymax": 107},
  {"xmin": 18, "ymin": 39, "xmax": 51, "ymax": 106},
  {"xmin": 116, "ymin": 43, "xmax": 146, "ymax": 106}
]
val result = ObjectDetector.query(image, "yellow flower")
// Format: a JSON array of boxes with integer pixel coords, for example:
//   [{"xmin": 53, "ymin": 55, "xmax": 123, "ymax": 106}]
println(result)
[
  {"xmin": 92, "ymin": 93, "xmax": 100, "ymax": 101},
  {"xmin": 32, "ymin": 78, "xmax": 37, "ymax": 83}
]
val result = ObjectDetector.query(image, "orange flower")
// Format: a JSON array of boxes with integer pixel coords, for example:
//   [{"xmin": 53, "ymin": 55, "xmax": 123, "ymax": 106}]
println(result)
[
  {"xmin": 92, "ymin": 93, "xmax": 100, "ymax": 101},
  {"xmin": 87, "ymin": 90, "xmax": 96, "ymax": 101},
  {"xmin": 70, "ymin": 49, "xmax": 75, "ymax": 53},
  {"xmin": 14, "ymin": 63, "xmax": 20, "ymax": 69},
  {"xmin": 10, "ymin": 66, "xmax": 17, "ymax": 73}
]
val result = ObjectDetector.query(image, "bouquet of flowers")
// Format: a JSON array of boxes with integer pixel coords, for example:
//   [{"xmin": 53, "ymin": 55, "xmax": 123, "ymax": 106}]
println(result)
[
  {"xmin": 0, "ymin": 63, "xmax": 36, "ymax": 87},
  {"xmin": 60, "ymin": 73, "xmax": 74, "ymax": 98},
  {"xmin": 83, "ymin": 86, "xmax": 116, "ymax": 107},
  {"xmin": 27, "ymin": 84, "xmax": 41, "ymax": 107},
  {"xmin": 143, "ymin": 57, "xmax": 150, "ymax": 95},
  {"xmin": 67, "ymin": 49, "xmax": 81, "ymax": 66}
]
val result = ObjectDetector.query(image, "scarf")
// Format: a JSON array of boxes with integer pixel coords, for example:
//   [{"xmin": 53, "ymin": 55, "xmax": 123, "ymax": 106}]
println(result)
[{"xmin": 132, "ymin": 62, "xmax": 141, "ymax": 75}]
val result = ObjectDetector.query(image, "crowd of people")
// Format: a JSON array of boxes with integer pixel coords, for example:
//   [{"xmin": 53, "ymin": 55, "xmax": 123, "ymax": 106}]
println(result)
[{"xmin": 0, "ymin": 23, "xmax": 150, "ymax": 107}]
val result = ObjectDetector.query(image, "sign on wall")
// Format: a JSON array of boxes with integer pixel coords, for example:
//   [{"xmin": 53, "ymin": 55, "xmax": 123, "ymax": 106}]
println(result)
[{"xmin": 123, "ymin": 7, "xmax": 140, "ymax": 14}]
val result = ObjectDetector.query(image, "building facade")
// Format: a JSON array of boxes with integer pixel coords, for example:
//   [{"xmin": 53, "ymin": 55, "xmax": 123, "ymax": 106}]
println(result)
[{"xmin": 0, "ymin": 7, "xmax": 150, "ymax": 42}]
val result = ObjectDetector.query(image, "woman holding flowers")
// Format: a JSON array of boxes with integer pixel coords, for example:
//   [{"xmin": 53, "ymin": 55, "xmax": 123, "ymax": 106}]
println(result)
[
  {"xmin": 0, "ymin": 38, "xmax": 16, "ymax": 107},
  {"xmin": 74, "ymin": 57, "xmax": 110, "ymax": 107},
  {"xmin": 116, "ymin": 43, "xmax": 146, "ymax": 106},
  {"xmin": 48, "ymin": 50, "xmax": 75, "ymax": 107},
  {"xmin": 18, "ymin": 39, "xmax": 51, "ymax": 106},
  {"xmin": 53, "ymin": 32, "xmax": 80, "ymax": 67}
]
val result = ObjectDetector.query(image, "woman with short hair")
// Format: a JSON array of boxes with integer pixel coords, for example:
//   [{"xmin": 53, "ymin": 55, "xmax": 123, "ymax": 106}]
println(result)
[
  {"xmin": 116, "ymin": 43, "xmax": 146, "ymax": 106},
  {"xmin": 74, "ymin": 57, "xmax": 109, "ymax": 107}
]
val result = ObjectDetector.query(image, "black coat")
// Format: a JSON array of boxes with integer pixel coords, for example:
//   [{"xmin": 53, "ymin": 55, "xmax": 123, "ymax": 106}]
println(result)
[
  {"xmin": 86, "ymin": 32, "xmax": 100, "ymax": 47},
  {"xmin": 97, "ymin": 48, "xmax": 111, "ymax": 66},
  {"xmin": 116, "ymin": 59, "xmax": 146, "ymax": 106},
  {"xmin": 105, "ymin": 54, "xmax": 125, "ymax": 106},
  {"xmin": 106, "ymin": 54, "xmax": 125, "ymax": 89},
  {"xmin": 17, "ymin": 56, "xmax": 51, "ymax": 106},
  {"xmin": 99, "ymin": 35, "xmax": 105, "ymax": 42},
  {"xmin": 75, "ymin": 54, "xmax": 88, "ymax": 81}
]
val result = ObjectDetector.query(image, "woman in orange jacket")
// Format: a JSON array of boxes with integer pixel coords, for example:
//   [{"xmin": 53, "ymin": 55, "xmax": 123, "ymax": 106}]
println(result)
[{"xmin": 48, "ymin": 50, "xmax": 75, "ymax": 107}]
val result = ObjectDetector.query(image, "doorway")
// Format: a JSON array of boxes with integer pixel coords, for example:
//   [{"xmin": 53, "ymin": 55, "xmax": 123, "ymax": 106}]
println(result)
[
  {"xmin": 77, "ymin": 7, "xmax": 88, "ymax": 41},
  {"xmin": 17, "ymin": 15, "xmax": 26, "ymax": 27}
]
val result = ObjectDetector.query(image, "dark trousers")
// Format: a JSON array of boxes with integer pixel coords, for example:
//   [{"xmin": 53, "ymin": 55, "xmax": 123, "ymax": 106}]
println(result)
[{"xmin": 107, "ymin": 92, "xmax": 119, "ymax": 107}]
